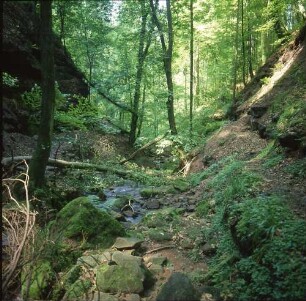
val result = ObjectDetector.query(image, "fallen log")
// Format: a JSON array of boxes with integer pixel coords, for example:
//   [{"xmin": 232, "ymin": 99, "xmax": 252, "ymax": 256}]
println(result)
[
  {"xmin": 119, "ymin": 131, "xmax": 170, "ymax": 164},
  {"xmin": 2, "ymin": 156, "xmax": 130, "ymax": 177}
]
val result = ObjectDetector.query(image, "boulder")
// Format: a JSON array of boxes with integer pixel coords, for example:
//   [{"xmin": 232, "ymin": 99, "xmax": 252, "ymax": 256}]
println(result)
[
  {"xmin": 54, "ymin": 197, "xmax": 125, "ymax": 248},
  {"xmin": 77, "ymin": 252, "xmax": 112, "ymax": 268},
  {"xmin": 112, "ymin": 237, "xmax": 143, "ymax": 250},
  {"xmin": 63, "ymin": 279, "xmax": 92, "ymax": 300},
  {"xmin": 112, "ymin": 251, "xmax": 143, "ymax": 267},
  {"xmin": 248, "ymin": 105, "xmax": 268, "ymax": 118},
  {"xmin": 156, "ymin": 272, "xmax": 201, "ymax": 301},
  {"xmin": 145, "ymin": 199, "xmax": 160, "ymax": 209},
  {"xmin": 96, "ymin": 264, "xmax": 145, "ymax": 294}
]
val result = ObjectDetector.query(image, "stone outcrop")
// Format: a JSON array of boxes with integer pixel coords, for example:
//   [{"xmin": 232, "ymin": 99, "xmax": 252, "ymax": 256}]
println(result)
[
  {"xmin": 3, "ymin": 1, "xmax": 89, "ymax": 97},
  {"xmin": 2, "ymin": 1, "xmax": 89, "ymax": 133}
]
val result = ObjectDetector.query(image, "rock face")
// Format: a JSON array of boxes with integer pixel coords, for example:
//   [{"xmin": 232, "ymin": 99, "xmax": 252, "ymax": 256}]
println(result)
[
  {"xmin": 3, "ymin": 2, "xmax": 89, "ymax": 97},
  {"xmin": 2, "ymin": 2, "xmax": 89, "ymax": 132}
]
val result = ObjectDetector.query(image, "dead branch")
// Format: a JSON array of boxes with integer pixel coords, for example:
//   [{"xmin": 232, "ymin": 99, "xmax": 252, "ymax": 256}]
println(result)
[
  {"xmin": 2, "ymin": 156, "xmax": 131, "ymax": 177},
  {"xmin": 120, "ymin": 131, "xmax": 170, "ymax": 164},
  {"xmin": 2, "ymin": 161, "xmax": 37, "ymax": 298}
]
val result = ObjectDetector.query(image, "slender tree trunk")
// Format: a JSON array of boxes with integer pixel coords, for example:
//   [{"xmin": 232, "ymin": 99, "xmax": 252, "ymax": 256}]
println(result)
[
  {"xmin": 232, "ymin": 0, "xmax": 240, "ymax": 103},
  {"xmin": 29, "ymin": 0, "xmax": 55, "ymax": 188},
  {"xmin": 241, "ymin": 0, "xmax": 246, "ymax": 86},
  {"xmin": 137, "ymin": 81, "xmax": 146, "ymax": 138},
  {"xmin": 247, "ymin": 14, "xmax": 254, "ymax": 79},
  {"xmin": 183, "ymin": 67, "xmax": 187, "ymax": 113},
  {"xmin": 129, "ymin": 1, "xmax": 151, "ymax": 144},
  {"xmin": 150, "ymin": 0, "xmax": 177, "ymax": 135},
  {"xmin": 195, "ymin": 44, "xmax": 200, "ymax": 107},
  {"xmin": 189, "ymin": 0, "xmax": 194, "ymax": 137}
]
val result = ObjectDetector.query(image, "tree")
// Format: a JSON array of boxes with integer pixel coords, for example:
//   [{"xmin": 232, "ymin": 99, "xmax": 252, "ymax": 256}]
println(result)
[
  {"xmin": 29, "ymin": 0, "xmax": 55, "ymax": 188},
  {"xmin": 129, "ymin": 0, "xmax": 152, "ymax": 144},
  {"xmin": 189, "ymin": 0, "xmax": 194, "ymax": 137},
  {"xmin": 150, "ymin": 0, "xmax": 177, "ymax": 135}
]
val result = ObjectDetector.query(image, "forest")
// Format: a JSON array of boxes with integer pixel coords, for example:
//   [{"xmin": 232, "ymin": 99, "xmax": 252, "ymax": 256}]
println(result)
[{"xmin": 2, "ymin": 0, "xmax": 306, "ymax": 301}]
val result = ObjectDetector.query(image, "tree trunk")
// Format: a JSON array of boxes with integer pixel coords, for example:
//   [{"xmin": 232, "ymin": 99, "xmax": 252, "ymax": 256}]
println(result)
[
  {"xmin": 150, "ymin": 0, "xmax": 177, "ymax": 135},
  {"xmin": 29, "ymin": 0, "xmax": 55, "ymax": 188},
  {"xmin": 3, "ymin": 157, "xmax": 130, "ymax": 177},
  {"xmin": 232, "ymin": 0, "xmax": 240, "ymax": 103},
  {"xmin": 129, "ymin": 1, "xmax": 151, "ymax": 144},
  {"xmin": 241, "ymin": 0, "xmax": 246, "ymax": 86},
  {"xmin": 189, "ymin": 0, "xmax": 194, "ymax": 138}
]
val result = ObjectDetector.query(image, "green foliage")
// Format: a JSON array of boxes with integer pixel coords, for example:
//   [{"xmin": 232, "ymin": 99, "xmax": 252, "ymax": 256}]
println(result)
[
  {"xmin": 22, "ymin": 261, "xmax": 55, "ymax": 300},
  {"xmin": 203, "ymin": 167, "xmax": 306, "ymax": 301},
  {"xmin": 55, "ymin": 95, "xmax": 100, "ymax": 131},
  {"xmin": 64, "ymin": 279, "xmax": 92, "ymax": 300},
  {"xmin": 196, "ymin": 200, "xmax": 213, "ymax": 217},
  {"xmin": 285, "ymin": 158, "xmax": 306, "ymax": 178},
  {"xmin": 189, "ymin": 156, "xmax": 234, "ymax": 187},
  {"xmin": 207, "ymin": 160, "xmax": 261, "ymax": 206},
  {"xmin": 3, "ymin": 72, "xmax": 19, "ymax": 87},
  {"xmin": 231, "ymin": 196, "xmax": 292, "ymax": 250}
]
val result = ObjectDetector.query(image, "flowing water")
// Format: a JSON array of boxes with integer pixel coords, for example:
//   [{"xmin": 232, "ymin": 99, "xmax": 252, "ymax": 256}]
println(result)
[{"xmin": 88, "ymin": 183, "xmax": 147, "ymax": 225}]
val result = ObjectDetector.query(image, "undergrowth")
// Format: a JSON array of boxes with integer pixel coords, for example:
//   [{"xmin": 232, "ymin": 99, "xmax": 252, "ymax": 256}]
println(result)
[{"xmin": 195, "ymin": 158, "xmax": 306, "ymax": 301}]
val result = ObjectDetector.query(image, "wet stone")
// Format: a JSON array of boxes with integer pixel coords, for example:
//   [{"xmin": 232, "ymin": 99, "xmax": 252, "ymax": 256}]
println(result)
[
  {"xmin": 112, "ymin": 237, "xmax": 144, "ymax": 250},
  {"xmin": 145, "ymin": 199, "xmax": 160, "ymax": 209}
]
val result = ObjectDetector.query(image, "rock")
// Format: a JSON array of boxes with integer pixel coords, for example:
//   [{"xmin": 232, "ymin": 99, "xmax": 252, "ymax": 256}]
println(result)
[
  {"xmin": 148, "ymin": 229, "xmax": 172, "ymax": 241},
  {"xmin": 96, "ymin": 264, "xmax": 145, "ymax": 294},
  {"xmin": 145, "ymin": 199, "xmax": 160, "ymax": 209},
  {"xmin": 98, "ymin": 190, "xmax": 107, "ymax": 201},
  {"xmin": 54, "ymin": 197, "xmax": 125, "ymax": 248},
  {"xmin": 201, "ymin": 242, "xmax": 217, "ymax": 256},
  {"xmin": 156, "ymin": 272, "xmax": 201, "ymax": 301},
  {"xmin": 122, "ymin": 209, "xmax": 136, "ymax": 217},
  {"xmin": 140, "ymin": 186, "xmax": 172, "ymax": 198},
  {"xmin": 90, "ymin": 291, "xmax": 119, "ymax": 301},
  {"xmin": 180, "ymin": 238, "xmax": 194, "ymax": 249},
  {"xmin": 112, "ymin": 237, "xmax": 144, "ymax": 250},
  {"xmin": 278, "ymin": 132, "xmax": 301, "ymax": 151},
  {"xmin": 173, "ymin": 179, "xmax": 190, "ymax": 192},
  {"xmin": 112, "ymin": 251, "xmax": 143, "ymax": 267},
  {"xmin": 63, "ymin": 279, "xmax": 92, "ymax": 300},
  {"xmin": 77, "ymin": 252, "xmax": 112, "ymax": 268},
  {"xmin": 187, "ymin": 205, "xmax": 196, "ymax": 212},
  {"xmin": 248, "ymin": 105, "xmax": 268, "ymax": 118},
  {"xmin": 148, "ymin": 264, "xmax": 164, "ymax": 275},
  {"xmin": 150, "ymin": 255, "xmax": 167, "ymax": 266},
  {"xmin": 125, "ymin": 294, "xmax": 141, "ymax": 301},
  {"xmin": 91, "ymin": 291, "xmax": 119, "ymax": 301}
]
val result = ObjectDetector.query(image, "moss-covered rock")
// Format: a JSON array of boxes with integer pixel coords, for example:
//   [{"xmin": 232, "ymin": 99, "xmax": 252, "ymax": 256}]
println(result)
[
  {"xmin": 63, "ymin": 279, "xmax": 92, "ymax": 300},
  {"xmin": 140, "ymin": 186, "xmax": 173, "ymax": 198},
  {"xmin": 22, "ymin": 261, "xmax": 55, "ymax": 300},
  {"xmin": 96, "ymin": 264, "xmax": 145, "ymax": 294},
  {"xmin": 173, "ymin": 178, "xmax": 190, "ymax": 192},
  {"xmin": 156, "ymin": 272, "xmax": 200, "ymax": 301},
  {"xmin": 54, "ymin": 196, "xmax": 125, "ymax": 248}
]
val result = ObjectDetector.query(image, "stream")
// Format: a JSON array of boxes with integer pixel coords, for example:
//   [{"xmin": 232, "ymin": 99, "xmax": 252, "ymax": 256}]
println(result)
[{"xmin": 87, "ymin": 183, "xmax": 148, "ymax": 225}]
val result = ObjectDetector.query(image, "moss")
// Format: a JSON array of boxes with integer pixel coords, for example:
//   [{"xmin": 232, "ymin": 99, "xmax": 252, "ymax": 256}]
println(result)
[
  {"xmin": 22, "ymin": 261, "xmax": 55, "ymax": 300},
  {"xmin": 140, "ymin": 186, "xmax": 173, "ymax": 198},
  {"xmin": 54, "ymin": 196, "xmax": 125, "ymax": 248},
  {"xmin": 173, "ymin": 178, "xmax": 190, "ymax": 192},
  {"xmin": 64, "ymin": 279, "xmax": 92, "ymax": 300},
  {"xmin": 96, "ymin": 264, "xmax": 144, "ymax": 293},
  {"xmin": 148, "ymin": 229, "xmax": 173, "ymax": 241}
]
